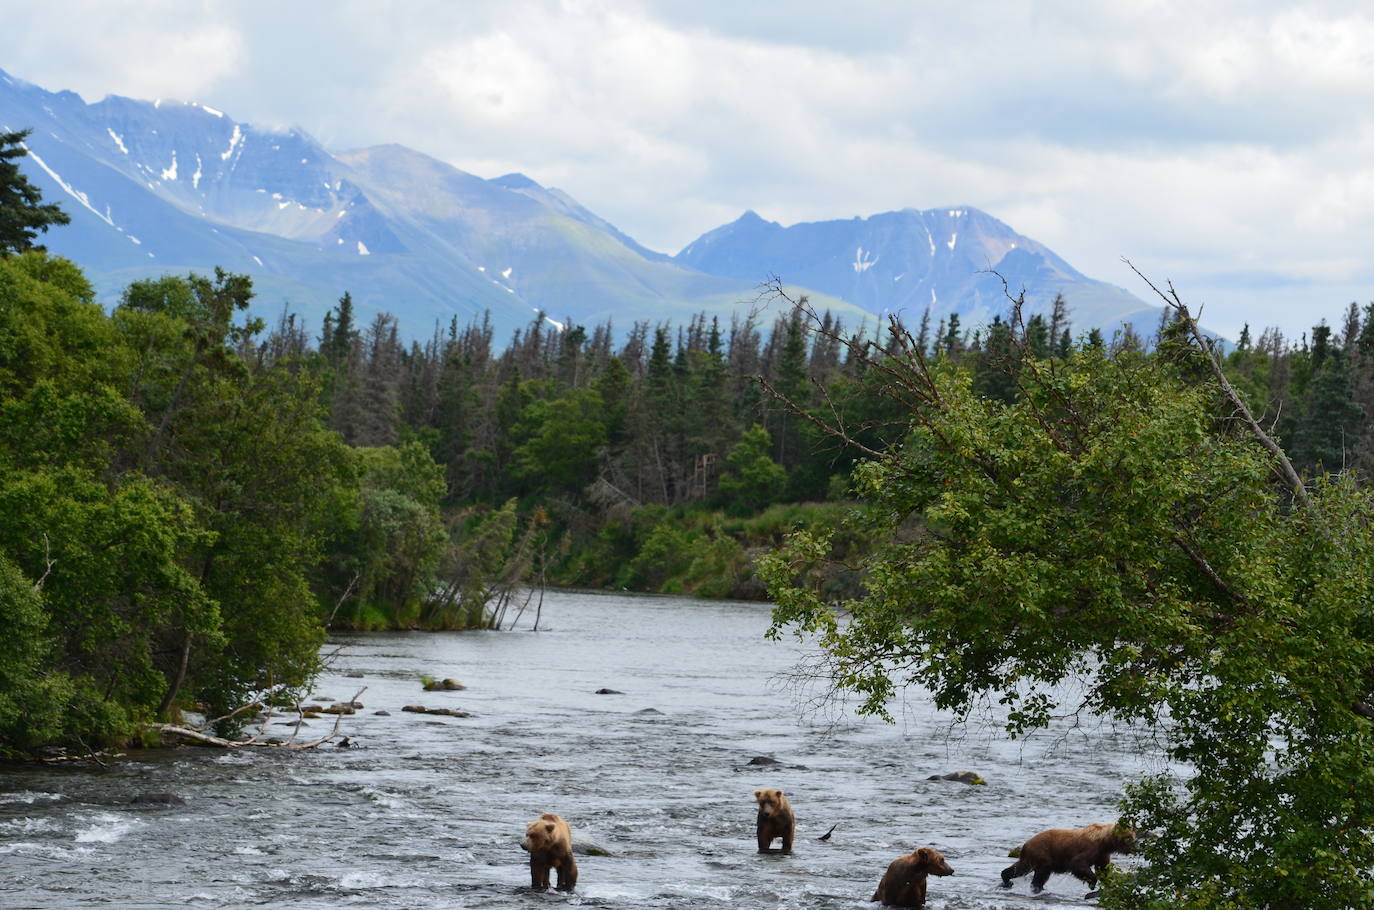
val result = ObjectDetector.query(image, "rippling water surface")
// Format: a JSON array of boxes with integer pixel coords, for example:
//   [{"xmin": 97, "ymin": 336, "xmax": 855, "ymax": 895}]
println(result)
[{"xmin": 1, "ymin": 591, "xmax": 1166, "ymax": 908}]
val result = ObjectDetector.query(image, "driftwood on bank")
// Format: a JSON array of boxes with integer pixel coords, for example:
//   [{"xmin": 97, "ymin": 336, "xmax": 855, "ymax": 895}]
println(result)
[{"xmin": 154, "ymin": 687, "xmax": 366, "ymax": 749}]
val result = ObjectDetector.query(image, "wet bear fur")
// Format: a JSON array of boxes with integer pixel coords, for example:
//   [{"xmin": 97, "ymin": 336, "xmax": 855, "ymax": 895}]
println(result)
[
  {"xmin": 754, "ymin": 788, "xmax": 795, "ymax": 854},
  {"xmin": 870, "ymin": 846, "xmax": 954, "ymax": 907},
  {"xmin": 1000, "ymin": 822, "xmax": 1136, "ymax": 894},
  {"xmin": 520, "ymin": 812, "xmax": 578, "ymax": 891}
]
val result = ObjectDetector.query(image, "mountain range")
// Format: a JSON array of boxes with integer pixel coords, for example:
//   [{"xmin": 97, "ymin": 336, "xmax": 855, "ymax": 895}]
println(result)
[{"xmin": 0, "ymin": 67, "xmax": 1160, "ymax": 341}]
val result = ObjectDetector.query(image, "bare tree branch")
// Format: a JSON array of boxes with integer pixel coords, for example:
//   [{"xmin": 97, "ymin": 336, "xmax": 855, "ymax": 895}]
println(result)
[
  {"xmin": 33, "ymin": 532, "xmax": 54, "ymax": 591},
  {"xmin": 1125, "ymin": 259, "xmax": 1311, "ymax": 510},
  {"xmin": 154, "ymin": 687, "xmax": 366, "ymax": 750}
]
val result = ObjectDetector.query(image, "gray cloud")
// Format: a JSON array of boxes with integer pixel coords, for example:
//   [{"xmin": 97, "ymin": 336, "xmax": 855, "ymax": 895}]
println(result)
[{"xmin": 1, "ymin": 0, "xmax": 1370, "ymax": 338}]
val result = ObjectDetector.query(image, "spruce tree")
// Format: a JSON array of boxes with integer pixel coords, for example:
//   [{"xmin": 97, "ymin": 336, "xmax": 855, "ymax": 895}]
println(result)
[{"xmin": 0, "ymin": 130, "xmax": 70, "ymax": 255}]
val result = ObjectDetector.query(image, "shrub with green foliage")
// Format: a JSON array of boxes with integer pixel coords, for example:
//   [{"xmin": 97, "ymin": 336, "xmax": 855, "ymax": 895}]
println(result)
[{"xmin": 716, "ymin": 424, "xmax": 787, "ymax": 516}]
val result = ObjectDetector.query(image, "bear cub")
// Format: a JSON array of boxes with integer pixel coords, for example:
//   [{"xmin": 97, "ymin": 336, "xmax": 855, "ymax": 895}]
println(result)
[
  {"xmin": 520, "ymin": 812, "xmax": 578, "ymax": 892},
  {"xmin": 753, "ymin": 788, "xmax": 795, "ymax": 854},
  {"xmin": 870, "ymin": 846, "xmax": 954, "ymax": 907},
  {"xmin": 1001, "ymin": 822, "xmax": 1137, "ymax": 894}
]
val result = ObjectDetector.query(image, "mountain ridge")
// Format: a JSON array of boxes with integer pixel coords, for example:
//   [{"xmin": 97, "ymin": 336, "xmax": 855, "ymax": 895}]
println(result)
[
  {"xmin": 675, "ymin": 206, "xmax": 1158, "ymax": 334},
  {"xmin": 0, "ymin": 67, "xmax": 1159, "ymax": 341}
]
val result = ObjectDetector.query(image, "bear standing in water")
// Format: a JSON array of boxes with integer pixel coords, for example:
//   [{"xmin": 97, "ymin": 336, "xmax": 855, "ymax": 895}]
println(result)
[
  {"xmin": 520, "ymin": 813, "xmax": 578, "ymax": 891},
  {"xmin": 870, "ymin": 846, "xmax": 954, "ymax": 907},
  {"xmin": 1001, "ymin": 822, "xmax": 1137, "ymax": 895},
  {"xmin": 753, "ymin": 788, "xmax": 795, "ymax": 854}
]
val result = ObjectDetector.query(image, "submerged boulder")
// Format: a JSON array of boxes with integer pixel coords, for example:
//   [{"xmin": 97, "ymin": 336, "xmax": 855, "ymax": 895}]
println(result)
[{"xmin": 572, "ymin": 836, "xmax": 615, "ymax": 856}]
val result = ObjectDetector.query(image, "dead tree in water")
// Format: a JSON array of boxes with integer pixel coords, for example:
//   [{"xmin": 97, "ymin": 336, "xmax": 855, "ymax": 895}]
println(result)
[
  {"xmin": 429, "ymin": 503, "xmax": 549, "ymax": 629},
  {"xmin": 154, "ymin": 687, "xmax": 366, "ymax": 749}
]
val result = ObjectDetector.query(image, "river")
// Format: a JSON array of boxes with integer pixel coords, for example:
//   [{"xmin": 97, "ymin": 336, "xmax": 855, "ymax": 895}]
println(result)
[{"xmin": 0, "ymin": 591, "xmax": 1165, "ymax": 908}]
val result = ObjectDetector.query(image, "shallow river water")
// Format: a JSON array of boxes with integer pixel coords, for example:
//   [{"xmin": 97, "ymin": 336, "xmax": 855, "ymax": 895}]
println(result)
[{"xmin": 1, "ymin": 591, "xmax": 1166, "ymax": 909}]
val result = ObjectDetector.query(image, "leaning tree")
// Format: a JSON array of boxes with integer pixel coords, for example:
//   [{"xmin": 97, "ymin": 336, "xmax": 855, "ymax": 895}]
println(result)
[{"xmin": 758, "ymin": 275, "xmax": 1374, "ymax": 908}]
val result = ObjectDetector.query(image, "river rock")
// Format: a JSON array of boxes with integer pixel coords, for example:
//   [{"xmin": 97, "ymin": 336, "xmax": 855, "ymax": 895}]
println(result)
[
  {"xmin": 130, "ymin": 793, "xmax": 185, "ymax": 807},
  {"xmin": 595, "ymin": 688, "xmax": 624, "ymax": 695},
  {"xmin": 425, "ymin": 707, "xmax": 472, "ymax": 718},
  {"xmin": 319, "ymin": 703, "xmax": 356, "ymax": 715},
  {"xmin": 344, "ymin": 671, "xmax": 365, "ymax": 678},
  {"xmin": 742, "ymin": 755, "xmax": 809, "ymax": 770},
  {"xmin": 571, "ymin": 836, "xmax": 615, "ymax": 856},
  {"xmin": 635, "ymin": 708, "xmax": 664, "ymax": 716},
  {"xmin": 401, "ymin": 705, "xmax": 472, "ymax": 717},
  {"xmin": 927, "ymin": 770, "xmax": 986, "ymax": 785},
  {"xmin": 373, "ymin": 710, "xmax": 391, "ymax": 716},
  {"xmin": 423, "ymin": 678, "xmax": 466, "ymax": 691}
]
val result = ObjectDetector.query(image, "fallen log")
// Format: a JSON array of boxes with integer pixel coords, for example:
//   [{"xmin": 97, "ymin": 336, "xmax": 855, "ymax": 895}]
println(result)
[{"xmin": 154, "ymin": 687, "xmax": 365, "ymax": 750}]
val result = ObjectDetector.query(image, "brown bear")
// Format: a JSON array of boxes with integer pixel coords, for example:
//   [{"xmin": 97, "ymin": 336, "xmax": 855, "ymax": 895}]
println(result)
[
  {"xmin": 869, "ymin": 846, "xmax": 954, "ymax": 907},
  {"xmin": 520, "ymin": 812, "xmax": 578, "ymax": 892},
  {"xmin": 753, "ymin": 788, "xmax": 795, "ymax": 854},
  {"xmin": 1000, "ymin": 822, "xmax": 1137, "ymax": 894}
]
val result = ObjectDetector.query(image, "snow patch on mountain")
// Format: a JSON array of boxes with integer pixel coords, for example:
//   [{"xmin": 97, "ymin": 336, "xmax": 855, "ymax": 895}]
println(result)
[
  {"xmin": 23, "ymin": 147, "xmax": 113, "ymax": 227},
  {"xmin": 106, "ymin": 128, "xmax": 127, "ymax": 155},
  {"xmin": 853, "ymin": 246, "xmax": 879, "ymax": 273},
  {"xmin": 220, "ymin": 124, "xmax": 241, "ymax": 161},
  {"xmin": 160, "ymin": 152, "xmax": 177, "ymax": 181}
]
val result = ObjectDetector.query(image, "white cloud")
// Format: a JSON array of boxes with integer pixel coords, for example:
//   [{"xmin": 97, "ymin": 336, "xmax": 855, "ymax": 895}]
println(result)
[
  {"xmin": 0, "ymin": 0, "xmax": 1371, "ymax": 337},
  {"xmin": 0, "ymin": 1, "xmax": 241, "ymax": 102}
]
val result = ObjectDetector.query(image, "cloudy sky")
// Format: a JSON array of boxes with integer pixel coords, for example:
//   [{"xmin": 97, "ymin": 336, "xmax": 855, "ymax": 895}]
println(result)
[{"xmin": 3, "ymin": 0, "xmax": 1371, "ymax": 337}]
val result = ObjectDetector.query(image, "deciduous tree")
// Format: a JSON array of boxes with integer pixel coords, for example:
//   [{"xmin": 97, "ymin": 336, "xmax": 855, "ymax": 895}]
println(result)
[{"xmin": 758, "ymin": 285, "xmax": 1374, "ymax": 908}]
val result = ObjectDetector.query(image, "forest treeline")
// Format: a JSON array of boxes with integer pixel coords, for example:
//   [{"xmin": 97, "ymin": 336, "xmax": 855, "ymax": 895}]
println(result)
[
  {"xmin": 2, "ymin": 243, "xmax": 1371, "ymax": 751},
  {"xmin": 312, "ymin": 284, "xmax": 1373, "ymax": 602}
]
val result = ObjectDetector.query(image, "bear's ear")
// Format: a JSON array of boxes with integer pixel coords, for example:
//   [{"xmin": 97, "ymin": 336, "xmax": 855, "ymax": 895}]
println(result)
[
  {"xmin": 754, "ymin": 790, "xmax": 762, "ymax": 798},
  {"xmin": 544, "ymin": 823, "xmax": 555, "ymax": 834},
  {"xmin": 915, "ymin": 847, "xmax": 934, "ymax": 863},
  {"xmin": 775, "ymin": 789, "xmax": 784, "ymax": 797}
]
